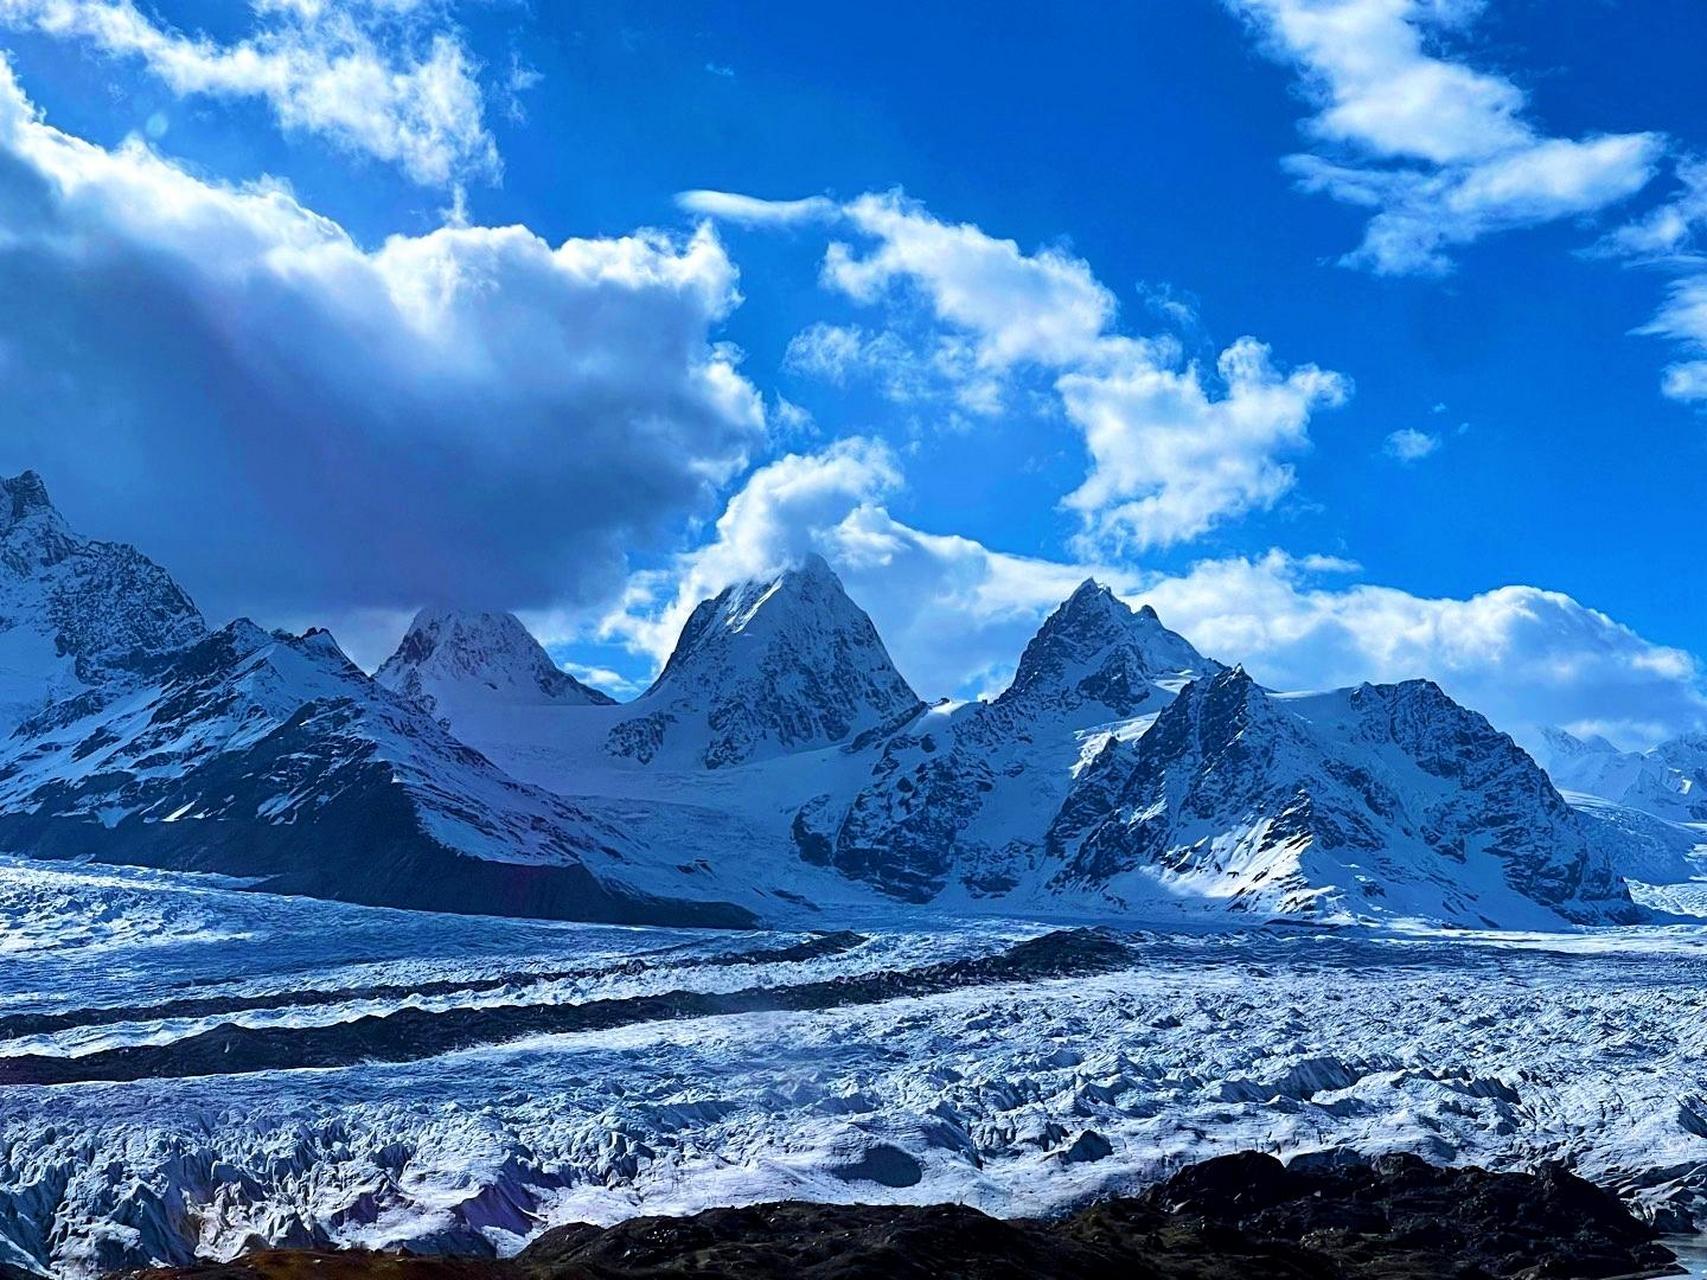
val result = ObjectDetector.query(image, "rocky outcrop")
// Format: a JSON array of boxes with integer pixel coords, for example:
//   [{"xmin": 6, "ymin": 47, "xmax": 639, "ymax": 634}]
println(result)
[
  {"xmin": 1057, "ymin": 667, "xmax": 1643, "ymax": 926},
  {"xmin": 793, "ymin": 581, "xmax": 1218, "ymax": 902},
  {"xmin": 0, "ymin": 620, "xmax": 753, "ymax": 929},
  {"xmin": 101, "ymin": 1152, "xmax": 1674, "ymax": 1280}
]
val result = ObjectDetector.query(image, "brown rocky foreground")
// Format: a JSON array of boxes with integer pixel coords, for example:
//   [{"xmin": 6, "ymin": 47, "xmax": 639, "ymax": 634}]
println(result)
[{"xmin": 98, "ymin": 1152, "xmax": 1679, "ymax": 1280}]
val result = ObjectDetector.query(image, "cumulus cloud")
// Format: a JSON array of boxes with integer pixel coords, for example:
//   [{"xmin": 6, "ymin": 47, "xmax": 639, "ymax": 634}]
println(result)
[
  {"xmin": 0, "ymin": 0, "xmax": 495, "ymax": 187},
  {"xmin": 697, "ymin": 188, "xmax": 1349, "ymax": 550},
  {"xmin": 821, "ymin": 192, "xmax": 1117, "ymax": 368},
  {"xmin": 593, "ymin": 437, "xmax": 908, "ymax": 668},
  {"xmin": 585, "ymin": 438, "xmax": 1131, "ymax": 699},
  {"xmin": 1140, "ymin": 552, "xmax": 1707, "ymax": 750},
  {"xmin": 1060, "ymin": 336, "xmax": 1349, "ymax": 551},
  {"xmin": 1228, "ymin": 0, "xmax": 1661, "ymax": 274},
  {"xmin": 1383, "ymin": 427, "xmax": 1440, "ymax": 461},
  {"xmin": 0, "ymin": 59, "xmax": 763, "ymax": 626},
  {"xmin": 586, "ymin": 443, "xmax": 1706, "ymax": 746}
]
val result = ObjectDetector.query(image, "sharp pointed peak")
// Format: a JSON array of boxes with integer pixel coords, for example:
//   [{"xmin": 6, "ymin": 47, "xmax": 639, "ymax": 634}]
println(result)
[
  {"xmin": 768, "ymin": 550, "xmax": 842, "ymax": 591},
  {"xmin": 294, "ymin": 626, "xmax": 351, "ymax": 663},
  {"xmin": 2, "ymin": 469, "xmax": 59, "ymax": 528},
  {"xmin": 1054, "ymin": 580, "xmax": 1167, "ymax": 627},
  {"xmin": 1216, "ymin": 663, "xmax": 1255, "ymax": 687}
]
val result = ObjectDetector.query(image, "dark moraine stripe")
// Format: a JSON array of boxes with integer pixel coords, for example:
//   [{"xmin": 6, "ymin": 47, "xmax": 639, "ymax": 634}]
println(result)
[{"xmin": 0, "ymin": 930, "xmax": 1129, "ymax": 1085}]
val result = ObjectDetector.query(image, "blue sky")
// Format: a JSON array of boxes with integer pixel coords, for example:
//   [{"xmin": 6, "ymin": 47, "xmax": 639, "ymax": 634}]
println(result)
[{"xmin": 0, "ymin": 0, "xmax": 1704, "ymax": 746}]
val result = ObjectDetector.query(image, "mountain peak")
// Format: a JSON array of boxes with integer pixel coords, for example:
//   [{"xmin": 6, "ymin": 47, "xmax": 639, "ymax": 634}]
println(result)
[
  {"xmin": 654, "ymin": 555, "xmax": 869, "ymax": 687},
  {"xmin": 616, "ymin": 556, "xmax": 921, "ymax": 768},
  {"xmin": 375, "ymin": 608, "xmax": 617, "ymax": 715},
  {"xmin": 0, "ymin": 469, "xmax": 205, "ymax": 731},
  {"xmin": 1, "ymin": 470, "xmax": 54, "ymax": 526},
  {"xmin": 996, "ymin": 585, "xmax": 1216, "ymax": 720}
]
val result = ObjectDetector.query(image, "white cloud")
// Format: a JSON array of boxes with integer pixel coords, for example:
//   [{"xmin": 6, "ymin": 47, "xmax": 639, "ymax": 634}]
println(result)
[
  {"xmin": 1660, "ymin": 360, "xmax": 1707, "ymax": 403},
  {"xmin": 560, "ymin": 661, "xmax": 642, "ymax": 698},
  {"xmin": 0, "ymin": 0, "xmax": 495, "ymax": 187},
  {"xmin": 1639, "ymin": 276, "xmax": 1707, "ymax": 403},
  {"xmin": 782, "ymin": 321, "xmax": 1004, "ymax": 416},
  {"xmin": 675, "ymin": 190, "xmax": 839, "ymax": 226},
  {"xmin": 1384, "ymin": 427, "xmax": 1440, "ymax": 461},
  {"xmin": 822, "ymin": 191, "xmax": 1115, "ymax": 368},
  {"xmin": 781, "ymin": 322, "xmax": 867, "ymax": 383},
  {"xmin": 587, "ymin": 438, "xmax": 1127, "ymax": 700},
  {"xmin": 588, "ymin": 444, "xmax": 1706, "ymax": 748},
  {"xmin": 1140, "ymin": 552, "xmax": 1707, "ymax": 749},
  {"xmin": 0, "ymin": 58, "xmax": 764, "ymax": 626},
  {"xmin": 742, "ymin": 189, "xmax": 1351, "ymax": 550},
  {"xmin": 1596, "ymin": 160, "xmax": 1707, "ymax": 404},
  {"xmin": 1229, "ymin": 0, "xmax": 1661, "ymax": 274},
  {"xmin": 594, "ymin": 438, "xmax": 907, "ymax": 668},
  {"xmin": 1060, "ymin": 336, "xmax": 1350, "ymax": 551},
  {"xmin": 1595, "ymin": 156, "xmax": 1707, "ymax": 260}
]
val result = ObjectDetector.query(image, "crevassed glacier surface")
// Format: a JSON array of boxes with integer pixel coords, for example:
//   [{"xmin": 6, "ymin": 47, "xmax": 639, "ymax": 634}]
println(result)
[{"xmin": 3, "ymin": 856, "xmax": 1707, "ymax": 1278}]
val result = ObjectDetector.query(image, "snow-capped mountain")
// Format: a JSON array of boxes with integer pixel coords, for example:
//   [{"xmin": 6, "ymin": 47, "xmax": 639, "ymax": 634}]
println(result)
[
  {"xmin": 1538, "ymin": 726, "xmax": 1707, "ymax": 823},
  {"xmin": 0, "ymin": 618, "xmax": 751, "ymax": 928},
  {"xmin": 375, "ymin": 608, "xmax": 616, "ymax": 717},
  {"xmin": 1051, "ymin": 667, "xmax": 1641, "ymax": 927},
  {"xmin": 606, "ymin": 554, "xmax": 922, "ymax": 770},
  {"xmin": 378, "ymin": 553, "xmax": 926, "ymax": 795},
  {"xmin": 793, "ymin": 581, "xmax": 1221, "ymax": 902},
  {"xmin": 0, "ymin": 471, "xmax": 205, "ymax": 733},
  {"xmin": 993, "ymin": 581, "xmax": 1210, "ymax": 726},
  {"xmin": 0, "ymin": 473, "xmax": 1665, "ymax": 931}
]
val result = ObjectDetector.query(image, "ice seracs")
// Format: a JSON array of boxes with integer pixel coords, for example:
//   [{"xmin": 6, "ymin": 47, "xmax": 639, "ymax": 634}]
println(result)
[
  {"xmin": 375, "ymin": 608, "xmax": 617, "ymax": 717},
  {"xmin": 0, "ymin": 470, "xmax": 205, "ymax": 733}
]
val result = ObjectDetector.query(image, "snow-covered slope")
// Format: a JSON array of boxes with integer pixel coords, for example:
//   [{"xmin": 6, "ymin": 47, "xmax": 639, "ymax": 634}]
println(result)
[
  {"xmin": 792, "ymin": 582, "xmax": 1221, "ymax": 902},
  {"xmin": 1538, "ymin": 727, "xmax": 1707, "ymax": 823},
  {"xmin": 0, "ymin": 475, "xmax": 1662, "ymax": 932},
  {"xmin": 375, "ymin": 608, "xmax": 616, "ymax": 716},
  {"xmin": 0, "ymin": 471, "xmax": 205, "ymax": 733},
  {"xmin": 1050, "ymin": 668, "xmax": 1642, "ymax": 927},
  {"xmin": 373, "ymin": 555, "xmax": 923, "ymax": 789},
  {"xmin": 0, "ymin": 620, "xmax": 752, "ymax": 927}
]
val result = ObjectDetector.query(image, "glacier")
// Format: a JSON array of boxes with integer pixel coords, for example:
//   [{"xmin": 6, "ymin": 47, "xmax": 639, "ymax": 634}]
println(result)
[
  {"xmin": 4, "ymin": 858, "xmax": 1707, "ymax": 1277},
  {"xmin": 5, "ymin": 466, "xmax": 1707, "ymax": 1276}
]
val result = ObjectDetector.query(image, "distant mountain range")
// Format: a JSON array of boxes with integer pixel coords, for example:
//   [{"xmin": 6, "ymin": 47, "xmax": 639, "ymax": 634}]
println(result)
[{"xmin": 0, "ymin": 470, "xmax": 1669, "ymax": 929}]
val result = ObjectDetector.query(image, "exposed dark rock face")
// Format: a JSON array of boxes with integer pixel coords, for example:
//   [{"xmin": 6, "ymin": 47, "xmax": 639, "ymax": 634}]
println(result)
[
  {"xmin": 1056, "ymin": 666, "xmax": 1642, "ymax": 925},
  {"xmin": 102, "ymin": 1151, "xmax": 1676, "ymax": 1280},
  {"xmin": 0, "ymin": 470, "xmax": 205, "ymax": 731},
  {"xmin": 793, "ymin": 581, "xmax": 1217, "ymax": 904},
  {"xmin": 605, "ymin": 555, "xmax": 922, "ymax": 770},
  {"xmin": 0, "ymin": 622, "xmax": 755, "ymax": 931}
]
